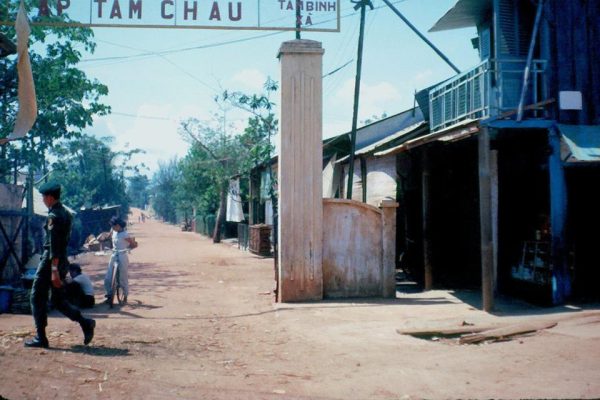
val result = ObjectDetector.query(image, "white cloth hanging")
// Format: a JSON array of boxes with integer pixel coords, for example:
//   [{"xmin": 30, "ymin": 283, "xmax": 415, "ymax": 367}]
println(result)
[{"xmin": 226, "ymin": 178, "xmax": 244, "ymax": 222}]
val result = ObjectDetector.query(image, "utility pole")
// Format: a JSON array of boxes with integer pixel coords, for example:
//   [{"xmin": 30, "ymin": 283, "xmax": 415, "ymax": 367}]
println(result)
[
  {"xmin": 295, "ymin": 2, "xmax": 301, "ymax": 39},
  {"xmin": 346, "ymin": 0, "xmax": 373, "ymax": 200}
]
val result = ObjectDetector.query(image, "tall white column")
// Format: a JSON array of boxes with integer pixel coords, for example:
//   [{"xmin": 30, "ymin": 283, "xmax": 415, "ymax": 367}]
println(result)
[{"xmin": 277, "ymin": 40, "xmax": 324, "ymax": 302}]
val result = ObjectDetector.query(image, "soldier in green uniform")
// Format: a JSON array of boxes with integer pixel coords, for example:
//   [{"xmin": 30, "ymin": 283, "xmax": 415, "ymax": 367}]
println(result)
[{"xmin": 24, "ymin": 182, "xmax": 96, "ymax": 348}]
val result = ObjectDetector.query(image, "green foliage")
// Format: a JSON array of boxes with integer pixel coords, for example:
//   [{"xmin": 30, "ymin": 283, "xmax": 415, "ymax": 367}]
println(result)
[
  {"xmin": 151, "ymin": 158, "xmax": 181, "ymax": 224},
  {"xmin": 178, "ymin": 144, "xmax": 219, "ymax": 215},
  {"xmin": 127, "ymin": 173, "xmax": 150, "ymax": 209},
  {"xmin": 151, "ymin": 78, "xmax": 279, "ymax": 235},
  {"xmin": 49, "ymin": 134, "xmax": 142, "ymax": 212},
  {"xmin": 174, "ymin": 113, "xmax": 245, "ymax": 237},
  {"xmin": 221, "ymin": 77, "xmax": 278, "ymax": 197},
  {"xmin": 0, "ymin": 1, "xmax": 109, "ymax": 181}
]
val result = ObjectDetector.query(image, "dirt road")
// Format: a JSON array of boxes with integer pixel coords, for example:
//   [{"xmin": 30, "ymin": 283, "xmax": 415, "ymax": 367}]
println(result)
[{"xmin": 1, "ymin": 211, "xmax": 600, "ymax": 399}]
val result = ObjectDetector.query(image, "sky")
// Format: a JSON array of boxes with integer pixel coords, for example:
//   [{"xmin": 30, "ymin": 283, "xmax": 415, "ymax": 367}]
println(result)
[{"xmin": 70, "ymin": 0, "xmax": 480, "ymax": 174}]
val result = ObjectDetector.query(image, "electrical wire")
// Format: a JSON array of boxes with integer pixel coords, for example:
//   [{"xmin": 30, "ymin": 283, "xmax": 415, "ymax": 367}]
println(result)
[{"xmin": 79, "ymin": 1, "xmax": 405, "ymax": 65}]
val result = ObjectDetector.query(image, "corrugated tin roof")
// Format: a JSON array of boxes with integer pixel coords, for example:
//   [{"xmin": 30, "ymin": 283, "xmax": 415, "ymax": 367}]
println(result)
[
  {"xmin": 375, "ymin": 119, "xmax": 479, "ymax": 157},
  {"xmin": 331, "ymin": 107, "xmax": 424, "ymax": 152},
  {"xmin": 559, "ymin": 124, "xmax": 600, "ymax": 162},
  {"xmin": 336, "ymin": 121, "xmax": 428, "ymax": 163},
  {"xmin": 429, "ymin": 0, "xmax": 492, "ymax": 32}
]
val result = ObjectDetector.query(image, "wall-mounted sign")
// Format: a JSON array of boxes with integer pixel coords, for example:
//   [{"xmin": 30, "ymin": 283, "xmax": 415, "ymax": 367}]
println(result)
[{"xmin": 0, "ymin": 0, "xmax": 340, "ymax": 31}]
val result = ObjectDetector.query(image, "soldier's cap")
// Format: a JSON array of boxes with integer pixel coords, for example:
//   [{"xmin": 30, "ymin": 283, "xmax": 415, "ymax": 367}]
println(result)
[{"xmin": 38, "ymin": 181, "xmax": 61, "ymax": 197}]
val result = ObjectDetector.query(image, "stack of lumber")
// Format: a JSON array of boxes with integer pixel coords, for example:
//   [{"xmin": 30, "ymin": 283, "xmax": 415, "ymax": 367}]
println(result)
[{"xmin": 397, "ymin": 320, "xmax": 557, "ymax": 344}]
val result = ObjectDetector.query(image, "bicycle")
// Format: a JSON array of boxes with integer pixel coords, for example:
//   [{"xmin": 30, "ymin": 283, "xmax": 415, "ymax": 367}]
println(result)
[{"xmin": 108, "ymin": 249, "xmax": 129, "ymax": 308}]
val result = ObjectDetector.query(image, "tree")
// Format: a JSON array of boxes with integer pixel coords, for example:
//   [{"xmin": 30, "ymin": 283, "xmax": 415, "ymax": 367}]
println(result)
[
  {"xmin": 178, "ymin": 144, "xmax": 219, "ymax": 216},
  {"xmin": 166, "ymin": 79, "xmax": 279, "ymax": 243},
  {"xmin": 151, "ymin": 158, "xmax": 181, "ymax": 224},
  {"xmin": 49, "ymin": 134, "xmax": 142, "ymax": 211},
  {"xmin": 179, "ymin": 112, "xmax": 245, "ymax": 243},
  {"xmin": 0, "ymin": 1, "xmax": 109, "ymax": 182},
  {"xmin": 221, "ymin": 78, "xmax": 279, "ymax": 237},
  {"xmin": 127, "ymin": 173, "xmax": 150, "ymax": 209}
]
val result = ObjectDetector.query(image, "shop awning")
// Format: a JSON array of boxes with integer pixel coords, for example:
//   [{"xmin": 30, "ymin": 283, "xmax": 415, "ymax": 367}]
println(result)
[
  {"xmin": 559, "ymin": 124, "xmax": 600, "ymax": 162},
  {"xmin": 336, "ymin": 121, "xmax": 428, "ymax": 163},
  {"xmin": 375, "ymin": 119, "xmax": 479, "ymax": 157},
  {"xmin": 429, "ymin": 0, "xmax": 492, "ymax": 32}
]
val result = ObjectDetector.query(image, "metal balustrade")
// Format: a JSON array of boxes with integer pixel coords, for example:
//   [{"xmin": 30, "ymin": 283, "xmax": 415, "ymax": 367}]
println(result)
[{"xmin": 429, "ymin": 58, "xmax": 547, "ymax": 132}]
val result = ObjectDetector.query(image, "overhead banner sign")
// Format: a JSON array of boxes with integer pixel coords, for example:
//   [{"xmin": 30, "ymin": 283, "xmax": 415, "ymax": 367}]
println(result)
[{"xmin": 0, "ymin": 0, "xmax": 340, "ymax": 31}]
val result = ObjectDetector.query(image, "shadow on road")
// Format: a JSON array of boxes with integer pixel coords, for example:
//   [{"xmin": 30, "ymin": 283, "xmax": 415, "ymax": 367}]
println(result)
[
  {"xmin": 49, "ymin": 345, "xmax": 130, "ymax": 357},
  {"xmin": 449, "ymin": 289, "xmax": 600, "ymax": 317}
]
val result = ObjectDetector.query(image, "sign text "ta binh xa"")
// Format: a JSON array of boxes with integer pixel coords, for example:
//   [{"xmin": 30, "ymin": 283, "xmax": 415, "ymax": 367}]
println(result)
[{"xmin": 0, "ymin": 0, "xmax": 340, "ymax": 32}]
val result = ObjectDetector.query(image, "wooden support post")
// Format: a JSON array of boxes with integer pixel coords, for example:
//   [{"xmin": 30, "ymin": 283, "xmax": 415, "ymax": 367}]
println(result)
[
  {"xmin": 491, "ymin": 150, "xmax": 499, "ymax": 294},
  {"xmin": 548, "ymin": 126, "xmax": 570, "ymax": 304},
  {"xmin": 422, "ymin": 150, "xmax": 433, "ymax": 291},
  {"xmin": 478, "ymin": 125, "xmax": 494, "ymax": 312},
  {"xmin": 22, "ymin": 170, "xmax": 33, "ymax": 265},
  {"xmin": 380, "ymin": 199, "xmax": 399, "ymax": 298}
]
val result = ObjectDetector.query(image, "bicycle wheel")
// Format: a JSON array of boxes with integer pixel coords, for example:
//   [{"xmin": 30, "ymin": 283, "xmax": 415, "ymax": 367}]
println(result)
[
  {"xmin": 109, "ymin": 259, "xmax": 118, "ymax": 308},
  {"xmin": 116, "ymin": 270, "xmax": 126, "ymax": 305}
]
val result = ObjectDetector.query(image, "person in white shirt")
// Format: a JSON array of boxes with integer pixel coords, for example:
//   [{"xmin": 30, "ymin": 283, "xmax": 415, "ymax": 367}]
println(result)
[
  {"xmin": 65, "ymin": 264, "xmax": 95, "ymax": 308},
  {"xmin": 104, "ymin": 217, "xmax": 136, "ymax": 304}
]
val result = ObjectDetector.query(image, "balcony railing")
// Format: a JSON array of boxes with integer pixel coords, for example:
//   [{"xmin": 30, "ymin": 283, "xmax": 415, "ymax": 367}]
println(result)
[{"xmin": 429, "ymin": 58, "xmax": 547, "ymax": 133}]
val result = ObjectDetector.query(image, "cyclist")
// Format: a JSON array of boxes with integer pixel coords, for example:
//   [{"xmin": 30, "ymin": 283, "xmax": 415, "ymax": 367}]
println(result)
[{"xmin": 104, "ymin": 216, "xmax": 135, "ymax": 304}]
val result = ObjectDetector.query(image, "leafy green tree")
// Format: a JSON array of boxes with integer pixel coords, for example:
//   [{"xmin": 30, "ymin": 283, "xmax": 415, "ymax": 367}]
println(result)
[
  {"xmin": 151, "ymin": 158, "xmax": 181, "ymax": 224},
  {"xmin": 49, "ymin": 134, "xmax": 142, "ymax": 212},
  {"xmin": 0, "ymin": 1, "xmax": 109, "ymax": 182},
  {"xmin": 178, "ymin": 144, "xmax": 219, "ymax": 216},
  {"xmin": 150, "ymin": 79, "xmax": 279, "ymax": 243},
  {"xmin": 221, "ymin": 78, "xmax": 279, "ymax": 230},
  {"xmin": 179, "ymin": 111, "xmax": 245, "ymax": 242},
  {"xmin": 127, "ymin": 173, "xmax": 150, "ymax": 209}
]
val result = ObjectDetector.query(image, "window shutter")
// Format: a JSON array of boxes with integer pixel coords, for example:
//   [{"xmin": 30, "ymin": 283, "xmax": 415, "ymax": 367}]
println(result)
[
  {"xmin": 497, "ymin": 0, "xmax": 519, "ymax": 57},
  {"xmin": 479, "ymin": 26, "xmax": 491, "ymax": 60}
]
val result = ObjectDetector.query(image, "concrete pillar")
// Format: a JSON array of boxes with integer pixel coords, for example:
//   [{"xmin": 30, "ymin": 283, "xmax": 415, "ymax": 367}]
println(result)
[
  {"xmin": 380, "ymin": 199, "xmax": 399, "ymax": 298},
  {"xmin": 277, "ymin": 40, "xmax": 324, "ymax": 302}
]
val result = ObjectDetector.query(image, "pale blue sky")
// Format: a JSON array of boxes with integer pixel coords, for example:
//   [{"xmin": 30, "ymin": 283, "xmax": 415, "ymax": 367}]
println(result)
[{"xmin": 76, "ymin": 0, "xmax": 479, "ymax": 172}]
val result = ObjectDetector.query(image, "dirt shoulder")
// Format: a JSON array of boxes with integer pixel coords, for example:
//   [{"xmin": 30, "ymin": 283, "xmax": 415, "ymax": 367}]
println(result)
[{"xmin": 1, "ymin": 213, "xmax": 600, "ymax": 399}]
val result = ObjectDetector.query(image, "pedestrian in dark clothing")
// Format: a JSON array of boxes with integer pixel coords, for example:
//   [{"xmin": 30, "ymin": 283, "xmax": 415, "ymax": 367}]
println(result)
[
  {"xmin": 24, "ymin": 182, "xmax": 95, "ymax": 349},
  {"xmin": 65, "ymin": 264, "xmax": 95, "ymax": 309}
]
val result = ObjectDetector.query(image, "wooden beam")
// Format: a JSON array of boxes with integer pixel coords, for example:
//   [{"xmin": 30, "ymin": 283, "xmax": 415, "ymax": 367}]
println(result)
[
  {"xmin": 422, "ymin": 150, "xmax": 433, "ymax": 291},
  {"xmin": 397, "ymin": 324, "xmax": 501, "ymax": 338},
  {"xmin": 478, "ymin": 125, "xmax": 494, "ymax": 312},
  {"xmin": 459, "ymin": 321, "xmax": 557, "ymax": 344}
]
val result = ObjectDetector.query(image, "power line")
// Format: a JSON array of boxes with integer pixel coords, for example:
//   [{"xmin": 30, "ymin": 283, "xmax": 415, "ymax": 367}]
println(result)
[
  {"xmin": 79, "ymin": 1, "xmax": 405, "ymax": 65},
  {"xmin": 110, "ymin": 111, "xmax": 175, "ymax": 121},
  {"xmin": 323, "ymin": 59, "xmax": 353, "ymax": 78}
]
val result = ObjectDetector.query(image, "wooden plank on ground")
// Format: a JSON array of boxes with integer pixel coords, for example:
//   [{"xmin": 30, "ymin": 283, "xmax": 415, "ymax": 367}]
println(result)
[
  {"xmin": 459, "ymin": 321, "xmax": 557, "ymax": 344},
  {"xmin": 397, "ymin": 325, "xmax": 501, "ymax": 338}
]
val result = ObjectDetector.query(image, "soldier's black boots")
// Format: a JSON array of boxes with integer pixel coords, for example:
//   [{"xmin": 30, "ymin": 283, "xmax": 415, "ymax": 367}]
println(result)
[
  {"xmin": 81, "ymin": 318, "xmax": 96, "ymax": 345},
  {"xmin": 24, "ymin": 335, "xmax": 49, "ymax": 348}
]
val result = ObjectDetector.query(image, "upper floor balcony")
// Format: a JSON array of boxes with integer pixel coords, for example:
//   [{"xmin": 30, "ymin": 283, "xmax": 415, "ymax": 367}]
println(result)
[{"xmin": 429, "ymin": 58, "xmax": 548, "ymax": 133}]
